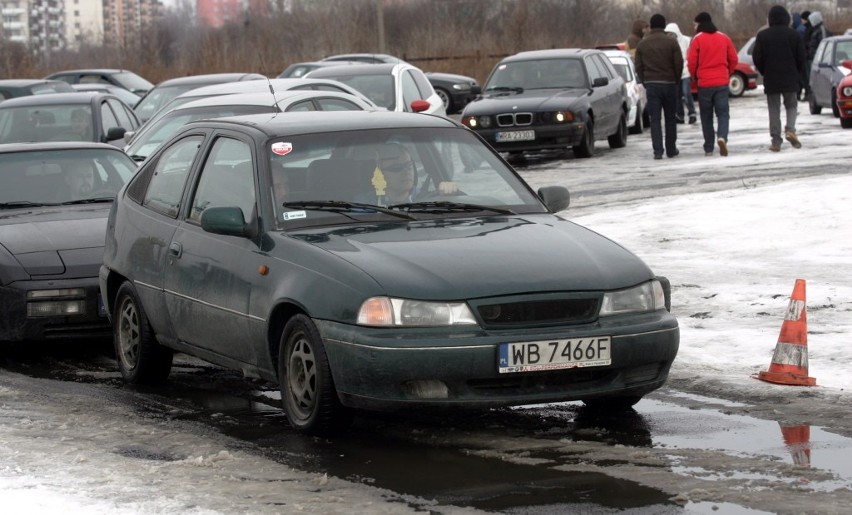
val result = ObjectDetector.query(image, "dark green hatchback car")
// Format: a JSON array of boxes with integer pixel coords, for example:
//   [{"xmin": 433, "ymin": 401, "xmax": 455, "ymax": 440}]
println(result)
[{"xmin": 99, "ymin": 110, "xmax": 679, "ymax": 435}]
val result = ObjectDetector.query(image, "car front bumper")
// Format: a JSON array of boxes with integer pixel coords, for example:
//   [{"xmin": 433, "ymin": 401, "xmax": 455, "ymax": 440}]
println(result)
[
  {"xmin": 318, "ymin": 311, "xmax": 679, "ymax": 411},
  {"xmin": 470, "ymin": 122, "xmax": 587, "ymax": 153},
  {"xmin": 0, "ymin": 277, "xmax": 110, "ymax": 343}
]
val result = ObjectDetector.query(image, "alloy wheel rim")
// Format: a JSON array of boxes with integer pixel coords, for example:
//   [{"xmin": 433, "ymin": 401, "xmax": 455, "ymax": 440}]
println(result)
[
  {"xmin": 287, "ymin": 335, "xmax": 317, "ymax": 420},
  {"xmin": 117, "ymin": 297, "xmax": 140, "ymax": 371}
]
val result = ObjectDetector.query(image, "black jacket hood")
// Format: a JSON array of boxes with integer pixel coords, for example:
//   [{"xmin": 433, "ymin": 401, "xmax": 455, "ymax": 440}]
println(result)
[{"xmin": 768, "ymin": 5, "xmax": 791, "ymax": 27}]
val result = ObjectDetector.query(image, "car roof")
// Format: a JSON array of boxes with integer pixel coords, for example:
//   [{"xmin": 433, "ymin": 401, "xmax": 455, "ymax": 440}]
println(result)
[
  {"xmin": 500, "ymin": 48, "xmax": 597, "ymax": 62},
  {"xmin": 305, "ymin": 63, "xmax": 400, "ymax": 77},
  {"xmin": 602, "ymin": 49, "xmax": 632, "ymax": 60},
  {"xmin": 0, "ymin": 91, "xmax": 113, "ymax": 107},
  {"xmin": 0, "ymin": 141, "xmax": 127, "ymax": 154},
  {"xmin": 0, "ymin": 79, "xmax": 67, "ymax": 87},
  {"xmin": 46, "ymin": 68, "xmax": 131, "ymax": 75},
  {"xmin": 322, "ymin": 53, "xmax": 405, "ymax": 63},
  {"xmin": 183, "ymin": 110, "xmax": 458, "ymax": 138},
  {"xmin": 153, "ymin": 73, "xmax": 266, "ymax": 87},
  {"xmin": 174, "ymin": 77, "xmax": 356, "ymax": 98},
  {"xmin": 176, "ymin": 89, "xmax": 368, "ymax": 111}
]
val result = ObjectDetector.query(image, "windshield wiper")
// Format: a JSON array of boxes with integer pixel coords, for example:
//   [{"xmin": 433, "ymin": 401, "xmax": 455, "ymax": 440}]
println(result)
[
  {"xmin": 0, "ymin": 201, "xmax": 58, "ymax": 209},
  {"xmin": 389, "ymin": 201, "xmax": 515, "ymax": 215},
  {"xmin": 282, "ymin": 200, "xmax": 415, "ymax": 220},
  {"xmin": 60, "ymin": 197, "xmax": 114, "ymax": 205}
]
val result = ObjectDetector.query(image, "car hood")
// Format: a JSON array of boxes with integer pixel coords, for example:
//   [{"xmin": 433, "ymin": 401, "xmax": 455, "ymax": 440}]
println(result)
[
  {"xmin": 294, "ymin": 215, "xmax": 653, "ymax": 299},
  {"xmin": 468, "ymin": 88, "xmax": 588, "ymax": 113},
  {"xmin": 0, "ymin": 205, "xmax": 110, "ymax": 255}
]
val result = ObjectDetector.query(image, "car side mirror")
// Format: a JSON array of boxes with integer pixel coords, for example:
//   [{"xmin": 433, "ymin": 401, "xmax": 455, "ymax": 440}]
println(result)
[
  {"xmin": 537, "ymin": 185, "xmax": 570, "ymax": 213},
  {"xmin": 105, "ymin": 127, "xmax": 127, "ymax": 142},
  {"xmin": 470, "ymin": 85, "xmax": 482, "ymax": 96},
  {"xmin": 592, "ymin": 77, "xmax": 609, "ymax": 88},
  {"xmin": 410, "ymin": 99, "xmax": 431, "ymax": 113},
  {"xmin": 200, "ymin": 206, "xmax": 250, "ymax": 237},
  {"xmin": 123, "ymin": 130, "xmax": 136, "ymax": 144},
  {"xmin": 841, "ymin": 59, "xmax": 852, "ymax": 69}
]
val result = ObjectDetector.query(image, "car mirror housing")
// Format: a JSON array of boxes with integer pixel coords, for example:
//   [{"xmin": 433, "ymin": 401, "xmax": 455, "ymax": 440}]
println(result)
[
  {"xmin": 537, "ymin": 185, "xmax": 570, "ymax": 213},
  {"xmin": 410, "ymin": 99, "xmax": 431, "ymax": 113},
  {"xmin": 105, "ymin": 126, "xmax": 127, "ymax": 142},
  {"xmin": 200, "ymin": 206, "xmax": 250, "ymax": 237},
  {"xmin": 592, "ymin": 77, "xmax": 609, "ymax": 88}
]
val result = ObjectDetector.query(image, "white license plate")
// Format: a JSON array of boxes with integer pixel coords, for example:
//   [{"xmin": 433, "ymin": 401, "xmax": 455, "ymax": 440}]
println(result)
[
  {"xmin": 495, "ymin": 130, "xmax": 535, "ymax": 142},
  {"xmin": 498, "ymin": 337, "xmax": 611, "ymax": 373}
]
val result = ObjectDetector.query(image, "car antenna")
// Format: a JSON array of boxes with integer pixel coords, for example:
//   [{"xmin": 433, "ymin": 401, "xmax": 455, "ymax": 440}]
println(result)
[{"xmin": 257, "ymin": 51, "xmax": 282, "ymax": 113}]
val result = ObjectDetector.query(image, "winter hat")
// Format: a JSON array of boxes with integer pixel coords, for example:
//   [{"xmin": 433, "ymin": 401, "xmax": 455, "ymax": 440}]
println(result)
[
  {"xmin": 650, "ymin": 14, "xmax": 667, "ymax": 29},
  {"xmin": 694, "ymin": 12, "xmax": 712, "ymax": 23},
  {"xmin": 801, "ymin": 10, "xmax": 811, "ymax": 20}
]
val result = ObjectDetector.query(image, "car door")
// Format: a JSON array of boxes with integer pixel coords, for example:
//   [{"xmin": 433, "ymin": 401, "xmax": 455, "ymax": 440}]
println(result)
[
  {"xmin": 584, "ymin": 55, "xmax": 620, "ymax": 136},
  {"xmin": 162, "ymin": 133, "xmax": 259, "ymax": 365},
  {"xmin": 811, "ymin": 40, "xmax": 832, "ymax": 106}
]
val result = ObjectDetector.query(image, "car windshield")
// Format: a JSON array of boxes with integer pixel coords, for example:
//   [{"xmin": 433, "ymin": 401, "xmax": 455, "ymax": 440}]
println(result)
[
  {"xmin": 486, "ymin": 59, "xmax": 587, "ymax": 91},
  {"xmin": 835, "ymin": 41, "xmax": 852, "ymax": 65},
  {"xmin": 112, "ymin": 72, "xmax": 154, "ymax": 94},
  {"xmin": 608, "ymin": 58, "xmax": 633, "ymax": 83},
  {"xmin": 126, "ymin": 104, "xmax": 274, "ymax": 161},
  {"xmin": 0, "ymin": 105, "xmax": 93, "ymax": 144},
  {"xmin": 316, "ymin": 74, "xmax": 395, "ymax": 110},
  {"xmin": 269, "ymin": 126, "xmax": 545, "ymax": 229},
  {"xmin": 0, "ymin": 148, "xmax": 136, "ymax": 205},
  {"xmin": 134, "ymin": 84, "xmax": 200, "ymax": 121}
]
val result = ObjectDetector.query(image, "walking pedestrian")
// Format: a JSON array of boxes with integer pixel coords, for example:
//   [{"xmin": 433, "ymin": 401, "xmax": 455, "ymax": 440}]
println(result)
[
  {"xmin": 688, "ymin": 12, "xmax": 738, "ymax": 157},
  {"xmin": 753, "ymin": 5, "xmax": 806, "ymax": 152},
  {"xmin": 665, "ymin": 22, "xmax": 697, "ymax": 124},
  {"xmin": 635, "ymin": 14, "xmax": 684, "ymax": 159},
  {"xmin": 626, "ymin": 19, "xmax": 649, "ymax": 58},
  {"xmin": 800, "ymin": 10, "xmax": 814, "ymax": 99}
]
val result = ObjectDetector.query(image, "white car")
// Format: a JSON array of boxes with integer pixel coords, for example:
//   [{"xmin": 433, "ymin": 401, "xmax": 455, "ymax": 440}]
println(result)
[
  {"xmin": 124, "ymin": 90, "xmax": 374, "ymax": 162},
  {"xmin": 304, "ymin": 62, "xmax": 447, "ymax": 117},
  {"xmin": 603, "ymin": 49, "xmax": 647, "ymax": 134}
]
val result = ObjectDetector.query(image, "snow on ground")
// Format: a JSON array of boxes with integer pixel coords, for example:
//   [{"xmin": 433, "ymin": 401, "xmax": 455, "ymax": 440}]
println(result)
[{"xmin": 1, "ymin": 88, "xmax": 850, "ymax": 512}]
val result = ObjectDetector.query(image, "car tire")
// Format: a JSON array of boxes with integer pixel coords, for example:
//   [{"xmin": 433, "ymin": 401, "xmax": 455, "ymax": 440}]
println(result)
[
  {"xmin": 841, "ymin": 117, "xmax": 852, "ymax": 128},
  {"xmin": 573, "ymin": 118, "xmax": 595, "ymax": 158},
  {"xmin": 279, "ymin": 314, "xmax": 352, "ymax": 435},
  {"xmin": 831, "ymin": 89, "xmax": 840, "ymax": 118},
  {"xmin": 113, "ymin": 282, "xmax": 173, "ymax": 385},
  {"xmin": 434, "ymin": 87, "xmax": 453, "ymax": 114},
  {"xmin": 809, "ymin": 94, "xmax": 822, "ymax": 115},
  {"xmin": 628, "ymin": 104, "xmax": 643, "ymax": 135},
  {"xmin": 607, "ymin": 112, "xmax": 628, "ymax": 149},
  {"xmin": 728, "ymin": 72, "xmax": 746, "ymax": 97},
  {"xmin": 582, "ymin": 395, "xmax": 643, "ymax": 411}
]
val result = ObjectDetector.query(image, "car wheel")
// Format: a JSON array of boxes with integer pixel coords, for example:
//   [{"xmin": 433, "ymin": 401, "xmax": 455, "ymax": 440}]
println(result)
[
  {"xmin": 573, "ymin": 118, "xmax": 594, "ymax": 158},
  {"xmin": 435, "ymin": 88, "xmax": 453, "ymax": 114},
  {"xmin": 728, "ymin": 72, "xmax": 746, "ymax": 97},
  {"xmin": 841, "ymin": 117, "xmax": 852, "ymax": 129},
  {"xmin": 279, "ymin": 314, "xmax": 352, "ymax": 435},
  {"xmin": 607, "ymin": 112, "xmax": 628, "ymax": 149},
  {"xmin": 831, "ymin": 89, "xmax": 840, "ymax": 118},
  {"xmin": 628, "ymin": 104, "xmax": 643, "ymax": 135},
  {"xmin": 582, "ymin": 395, "xmax": 643, "ymax": 411},
  {"xmin": 113, "ymin": 282, "xmax": 173, "ymax": 385},
  {"xmin": 809, "ymin": 94, "xmax": 822, "ymax": 115}
]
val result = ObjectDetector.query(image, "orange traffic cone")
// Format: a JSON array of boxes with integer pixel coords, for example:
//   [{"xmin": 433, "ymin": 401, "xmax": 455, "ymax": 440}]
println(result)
[
  {"xmin": 779, "ymin": 423, "xmax": 811, "ymax": 467},
  {"xmin": 756, "ymin": 279, "xmax": 816, "ymax": 386}
]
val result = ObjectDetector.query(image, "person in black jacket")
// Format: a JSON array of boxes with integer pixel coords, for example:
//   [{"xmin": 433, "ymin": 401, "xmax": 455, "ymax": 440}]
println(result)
[{"xmin": 753, "ymin": 5, "xmax": 806, "ymax": 152}]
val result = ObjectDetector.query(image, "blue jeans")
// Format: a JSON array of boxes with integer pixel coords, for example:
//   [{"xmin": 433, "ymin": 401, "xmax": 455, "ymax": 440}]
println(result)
[
  {"xmin": 645, "ymin": 82, "xmax": 679, "ymax": 157},
  {"xmin": 677, "ymin": 78, "xmax": 696, "ymax": 120},
  {"xmin": 697, "ymin": 86, "xmax": 730, "ymax": 153}
]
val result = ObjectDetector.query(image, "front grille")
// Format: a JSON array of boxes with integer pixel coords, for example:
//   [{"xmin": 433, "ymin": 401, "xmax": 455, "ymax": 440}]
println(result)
[
  {"xmin": 496, "ymin": 112, "xmax": 534, "ymax": 127},
  {"xmin": 476, "ymin": 298, "xmax": 598, "ymax": 328},
  {"xmin": 43, "ymin": 320, "xmax": 112, "ymax": 340},
  {"xmin": 468, "ymin": 368, "xmax": 615, "ymax": 396}
]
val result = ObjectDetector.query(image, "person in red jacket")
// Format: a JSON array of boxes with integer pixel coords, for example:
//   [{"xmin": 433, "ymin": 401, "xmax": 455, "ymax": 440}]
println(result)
[{"xmin": 688, "ymin": 12, "xmax": 738, "ymax": 156}]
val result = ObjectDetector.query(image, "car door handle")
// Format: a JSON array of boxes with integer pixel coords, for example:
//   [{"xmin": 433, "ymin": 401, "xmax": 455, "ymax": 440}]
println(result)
[{"xmin": 168, "ymin": 242, "xmax": 182, "ymax": 259}]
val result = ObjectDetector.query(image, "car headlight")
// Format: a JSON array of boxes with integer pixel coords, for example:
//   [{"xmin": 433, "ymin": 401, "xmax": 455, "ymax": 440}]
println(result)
[
  {"xmin": 462, "ymin": 115, "xmax": 491, "ymax": 129},
  {"xmin": 550, "ymin": 111, "xmax": 575, "ymax": 123},
  {"xmin": 357, "ymin": 297, "xmax": 478, "ymax": 326},
  {"xmin": 599, "ymin": 280, "xmax": 665, "ymax": 316},
  {"xmin": 452, "ymin": 83, "xmax": 472, "ymax": 91},
  {"xmin": 842, "ymin": 86, "xmax": 852, "ymax": 97}
]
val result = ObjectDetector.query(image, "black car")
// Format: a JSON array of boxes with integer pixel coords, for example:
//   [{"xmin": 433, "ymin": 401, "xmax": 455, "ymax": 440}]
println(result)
[
  {"xmin": 133, "ymin": 72, "xmax": 267, "ymax": 124},
  {"xmin": 0, "ymin": 92, "xmax": 141, "ymax": 147},
  {"xmin": 0, "ymin": 142, "xmax": 137, "ymax": 343},
  {"xmin": 809, "ymin": 35, "xmax": 852, "ymax": 117},
  {"xmin": 0, "ymin": 79, "xmax": 75, "ymax": 101},
  {"xmin": 44, "ymin": 69, "xmax": 154, "ymax": 96},
  {"xmin": 425, "ymin": 71, "xmax": 481, "ymax": 114},
  {"xmin": 99, "ymin": 110, "xmax": 678, "ymax": 435},
  {"xmin": 461, "ymin": 48, "xmax": 629, "ymax": 158}
]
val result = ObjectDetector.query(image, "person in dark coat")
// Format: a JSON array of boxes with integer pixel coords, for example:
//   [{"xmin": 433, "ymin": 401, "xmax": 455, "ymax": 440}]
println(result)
[
  {"xmin": 753, "ymin": 5, "xmax": 806, "ymax": 152},
  {"xmin": 635, "ymin": 13, "xmax": 684, "ymax": 159}
]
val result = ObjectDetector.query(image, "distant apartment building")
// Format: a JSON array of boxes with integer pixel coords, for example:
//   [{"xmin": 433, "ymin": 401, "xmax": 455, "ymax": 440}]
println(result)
[
  {"xmin": 196, "ymin": 0, "xmax": 269, "ymax": 28},
  {"xmin": 103, "ymin": 0, "xmax": 164, "ymax": 49},
  {"xmin": 0, "ymin": 0, "xmax": 64, "ymax": 54},
  {"xmin": 66, "ymin": 0, "xmax": 103, "ymax": 49}
]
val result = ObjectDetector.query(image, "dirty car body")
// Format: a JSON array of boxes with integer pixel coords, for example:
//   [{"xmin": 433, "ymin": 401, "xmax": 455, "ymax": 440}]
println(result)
[{"xmin": 100, "ymin": 111, "xmax": 678, "ymax": 435}]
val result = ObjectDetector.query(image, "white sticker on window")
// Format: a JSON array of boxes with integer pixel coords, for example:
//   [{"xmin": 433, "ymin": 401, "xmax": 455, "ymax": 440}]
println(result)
[
  {"xmin": 271, "ymin": 142, "xmax": 293, "ymax": 156},
  {"xmin": 282, "ymin": 210, "xmax": 307, "ymax": 221}
]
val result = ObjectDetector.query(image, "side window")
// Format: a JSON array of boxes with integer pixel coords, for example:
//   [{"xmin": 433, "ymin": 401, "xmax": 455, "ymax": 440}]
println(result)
[
  {"xmin": 189, "ymin": 137, "xmax": 255, "ymax": 224},
  {"xmin": 410, "ymin": 69, "xmax": 435, "ymax": 98},
  {"xmin": 100, "ymin": 101, "xmax": 119, "ymax": 131},
  {"xmin": 107, "ymin": 98, "xmax": 135, "ymax": 129},
  {"xmin": 81, "ymin": 74, "xmax": 109, "ymax": 85},
  {"xmin": 817, "ymin": 41, "xmax": 831, "ymax": 65},
  {"xmin": 585, "ymin": 57, "xmax": 605, "ymax": 83},
  {"xmin": 142, "ymin": 136, "xmax": 203, "ymax": 218},
  {"xmin": 401, "ymin": 71, "xmax": 422, "ymax": 111},
  {"xmin": 316, "ymin": 98, "xmax": 363, "ymax": 111},
  {"xmin": 285, "ymin": 100, "xmax": 317, "ymax": 112},
  {"xmin": 594, "ymin": 55, "xmax": 616, "ymax": 80}
]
